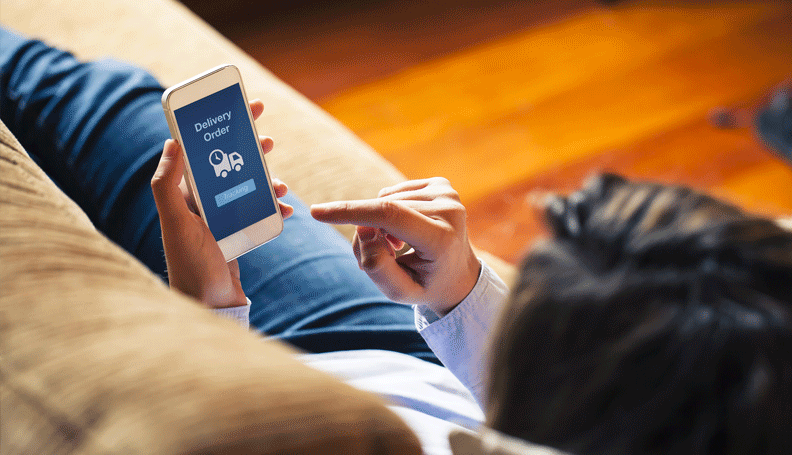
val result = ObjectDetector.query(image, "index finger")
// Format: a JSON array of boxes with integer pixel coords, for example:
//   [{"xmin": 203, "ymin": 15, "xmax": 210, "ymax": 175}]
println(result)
[{"xmin": 311, "ymin": 199, "xmax": 441, "ymax": 250}]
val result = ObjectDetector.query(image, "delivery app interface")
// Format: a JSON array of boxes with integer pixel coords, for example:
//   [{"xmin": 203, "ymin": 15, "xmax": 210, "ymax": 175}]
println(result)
[{"xmin": 174, "ymin": 83, "xmax": 276, "ymax": 241}]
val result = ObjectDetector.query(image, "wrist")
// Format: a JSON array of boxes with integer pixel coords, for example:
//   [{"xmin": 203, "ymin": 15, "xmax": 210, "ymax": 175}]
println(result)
[
  {"xmin": 200, "ymin": 282, "xmax": 248, "ymax": 309},
  {"xmin": 208, "ymin": 299, "xmax": 248, "ymax": 309},
  {"xmin": 431, "ymin": 255, "xmax": 482, "ymax": 317},
  {"xmin": 205, "ymin": 295, "xmax": 248, "ymax": 309}
]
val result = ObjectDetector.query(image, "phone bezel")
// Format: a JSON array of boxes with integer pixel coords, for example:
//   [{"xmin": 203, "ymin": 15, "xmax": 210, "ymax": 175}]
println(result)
[{"xmin": 161, "ymin": 64, "xmax": 283, "ymax": 261}]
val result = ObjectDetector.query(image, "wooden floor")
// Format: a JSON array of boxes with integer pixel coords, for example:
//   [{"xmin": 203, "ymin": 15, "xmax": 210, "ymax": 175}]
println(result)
[{"xmin": 188, "ymin": 0, "xmax": 792, "ymax": 265}]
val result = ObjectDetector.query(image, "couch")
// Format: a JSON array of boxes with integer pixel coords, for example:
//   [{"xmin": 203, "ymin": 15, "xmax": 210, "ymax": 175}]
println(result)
[{"xmin": 0, "ymin": 0, "xmax": 516, "ymax": 453}]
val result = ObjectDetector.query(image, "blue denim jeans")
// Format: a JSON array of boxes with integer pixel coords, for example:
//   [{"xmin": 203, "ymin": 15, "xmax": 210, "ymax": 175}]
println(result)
[{"xmin": 0, "ymin": 28, "xmax": 439, "ymax": 364}]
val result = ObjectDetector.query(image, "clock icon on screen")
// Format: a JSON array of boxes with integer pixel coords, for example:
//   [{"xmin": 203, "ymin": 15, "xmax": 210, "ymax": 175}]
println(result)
[
  {"xmin": 210, "ymin": 150, "xmax": 224, "ymax": 165},
  {"xmin": 209, "ymin": 149, "xmax": 232, "ymax": 178}
]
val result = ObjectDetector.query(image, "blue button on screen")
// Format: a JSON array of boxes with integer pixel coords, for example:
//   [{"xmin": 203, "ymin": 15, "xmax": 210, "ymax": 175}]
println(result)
[{"xmin": 215, "ymin": 178, "xmax": 256, "ymax": 208}]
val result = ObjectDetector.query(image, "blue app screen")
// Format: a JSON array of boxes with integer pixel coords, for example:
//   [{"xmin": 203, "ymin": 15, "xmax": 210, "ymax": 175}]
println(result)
[{"xmin": 174, "ymin": 83, "xmax": 276, "ymax": 241}]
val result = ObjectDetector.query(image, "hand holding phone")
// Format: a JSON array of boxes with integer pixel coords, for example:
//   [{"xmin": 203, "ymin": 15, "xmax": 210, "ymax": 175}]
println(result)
[
  {"xmin": 151, "ymin": 106, "xmax": 292, "ymax": 308},
  {"xmin": 155, "ymin": 67, "xmax": 293, "ymax": 308},
  {"xmin": 162, "ymin": 64, "xmax": 283, "ymax": 261}
]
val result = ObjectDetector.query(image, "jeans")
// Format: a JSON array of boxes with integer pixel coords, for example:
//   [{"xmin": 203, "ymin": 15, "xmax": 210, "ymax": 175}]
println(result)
[{"xmin": 0, "ymin": 28, "xmax": 439, "ymax": 364}]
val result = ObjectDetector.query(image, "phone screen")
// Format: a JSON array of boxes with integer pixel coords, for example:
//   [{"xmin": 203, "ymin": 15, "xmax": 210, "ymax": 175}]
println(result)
[{"xmin": 174, "ymin": 83, "xmax": 277, "ymax": 241}]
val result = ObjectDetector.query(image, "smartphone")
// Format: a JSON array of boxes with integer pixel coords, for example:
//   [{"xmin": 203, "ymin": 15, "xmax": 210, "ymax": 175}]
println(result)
[{"xmin": 162, "ymin": 64, "xmax": 282, "ymax": 261}]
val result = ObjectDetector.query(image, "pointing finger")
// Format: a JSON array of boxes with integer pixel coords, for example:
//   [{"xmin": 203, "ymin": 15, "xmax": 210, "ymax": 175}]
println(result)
[
  {"xmin": 310, "ymin": 199, "xmax": 441, "ymax": 252},
  {"xmin": 378, "ymin": 179, "xmax": 433, "ymax": 198}
]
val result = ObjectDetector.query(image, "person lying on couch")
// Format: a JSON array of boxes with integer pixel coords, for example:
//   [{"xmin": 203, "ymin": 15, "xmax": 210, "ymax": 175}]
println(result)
[
  {"xmin": 156, "ymin": 138, "xmax": 792, "ymax": 455},
  {"xmin": 0, "ymin": 26, "xmax": 497, "ymax": 454},
  {"xmin": 3, "ymin": 27, "xmax": 790, "ymax": 455}
]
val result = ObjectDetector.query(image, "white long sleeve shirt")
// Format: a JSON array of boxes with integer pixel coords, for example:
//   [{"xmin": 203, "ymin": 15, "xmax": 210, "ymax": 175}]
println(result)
[{"xmin": 214, "ymin": 261, "xmax": 510, "ymax": 455}]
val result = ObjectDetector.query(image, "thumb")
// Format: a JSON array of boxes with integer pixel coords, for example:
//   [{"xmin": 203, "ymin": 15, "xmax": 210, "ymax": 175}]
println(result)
[
  {"xmin": 151, "ymin": 139, "xmax": 192, "ymax": 225},
  {"xmin": 358, "ymin": 228, "xmax": 423, "ymax": 303}
]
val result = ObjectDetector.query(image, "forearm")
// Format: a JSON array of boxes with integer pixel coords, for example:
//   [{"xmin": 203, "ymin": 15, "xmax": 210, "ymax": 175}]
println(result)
[{"xmin": 414, "ymin": 259, "xmax": 510, "ymax": 408}]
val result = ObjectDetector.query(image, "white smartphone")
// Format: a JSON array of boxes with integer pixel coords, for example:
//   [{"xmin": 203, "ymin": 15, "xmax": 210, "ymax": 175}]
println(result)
[{"xmin": 162, "ymin": 64, "xmax": 282, "ymax": 261}]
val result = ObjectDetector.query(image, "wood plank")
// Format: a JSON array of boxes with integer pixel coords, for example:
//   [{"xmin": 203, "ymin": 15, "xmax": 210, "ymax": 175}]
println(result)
[
  {"xmin": 208, "ymin": 0, "xmax": 602, "ymax": 100},
  {"xmin": 321, "ymin": 1, "xmax": 792, "ymax": 203},
  {"xmin": 316, "ymin": 1, "xmax": 792, "ymax": 263},
  {"xmin": 465, "ymin": 113, "xmax": 792, "ymax": 264},
  {"xmin": 713, "ymin": 160, "xmax": 792, "ymax": 216}
]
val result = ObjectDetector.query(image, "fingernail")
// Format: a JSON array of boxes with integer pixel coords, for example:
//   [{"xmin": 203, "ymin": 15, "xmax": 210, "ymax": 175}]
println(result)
[{"xmin": 358, "ymin": 228, "xmax": 376, "ymax": 241}]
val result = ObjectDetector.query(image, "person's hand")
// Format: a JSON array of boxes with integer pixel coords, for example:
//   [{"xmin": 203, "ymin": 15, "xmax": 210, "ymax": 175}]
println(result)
[
  {"xmin": 151, "ymin": 100, "xmax": 293, "ymax": 308},
  {"xmin": 310, "ymin": 177, "xmax": 481, "ymax": 316}
]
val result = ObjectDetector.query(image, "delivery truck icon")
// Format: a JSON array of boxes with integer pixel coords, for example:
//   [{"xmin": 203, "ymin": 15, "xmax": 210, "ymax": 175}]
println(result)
[{"xmin": 209, "ymin": 149, "xmax": 244, "ymax": 178}]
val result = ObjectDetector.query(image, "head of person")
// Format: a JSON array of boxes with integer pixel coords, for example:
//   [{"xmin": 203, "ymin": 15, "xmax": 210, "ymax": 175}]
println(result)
[{"xmin": 486, "ymin": 174, "xmax": 792, "ymax": 455}]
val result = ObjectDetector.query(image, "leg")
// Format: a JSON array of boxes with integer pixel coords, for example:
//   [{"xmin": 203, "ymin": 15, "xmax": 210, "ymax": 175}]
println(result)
[
  {"xmin": 0, "ymin": 27, "xmax": 167, "ymax": 276},
  {"xmin": 0, "ymin": 28, "xmax": 439, "ymax": 364}
]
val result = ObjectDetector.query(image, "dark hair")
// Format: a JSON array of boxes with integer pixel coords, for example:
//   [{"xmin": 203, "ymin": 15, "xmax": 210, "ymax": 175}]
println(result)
[{"xmin": 487, "ymin": 174, "xmax": 792, "ymax": 455}]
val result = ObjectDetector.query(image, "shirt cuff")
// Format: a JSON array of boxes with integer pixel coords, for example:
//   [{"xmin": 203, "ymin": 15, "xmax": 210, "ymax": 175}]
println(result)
[
  {"xmin": 212, "ymin": 298, "xmax": 251, "ymax": 328},
  {"xmin": 413, "ymin": 260, "xmax": 510, "ymax": 406},
  {"xmin": 414, "ymin": 260, "xmax": 484, "ymax": 330}
]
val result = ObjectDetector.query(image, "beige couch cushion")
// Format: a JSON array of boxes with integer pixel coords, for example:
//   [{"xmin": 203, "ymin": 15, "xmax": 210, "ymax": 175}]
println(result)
[
  {"xmin": 0, "ymin": 0, "xmax": 516, "ymax": 287},
  {"xmin": 0, "ymin": 119, "xmax": 421, "ymax": 453}
]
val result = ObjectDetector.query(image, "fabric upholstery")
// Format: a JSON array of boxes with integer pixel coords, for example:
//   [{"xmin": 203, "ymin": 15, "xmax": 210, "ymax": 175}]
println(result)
[{"xmin": 0, "ymin": 118, "xmax": 422, "ymax": 454}]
